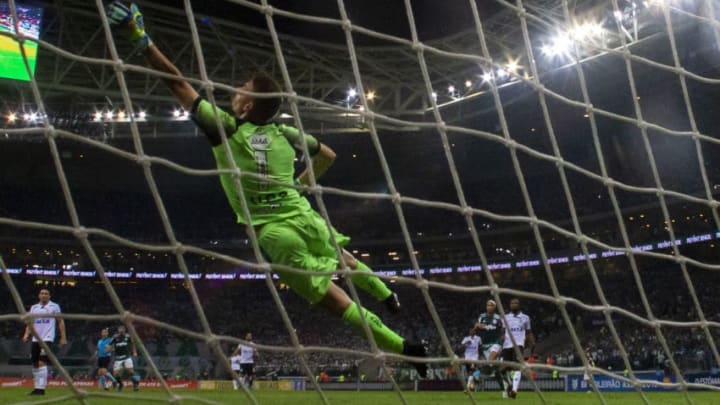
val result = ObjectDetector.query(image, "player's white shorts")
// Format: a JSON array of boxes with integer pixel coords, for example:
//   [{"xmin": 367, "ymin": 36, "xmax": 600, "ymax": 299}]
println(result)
[
  {"xmin": 483, "ymin": 344, "xmax": 502, "ymax": 361},
  {"xmin": 464, "ymin": 355, "xmax": 479, "ymax": 369},
  {"xmin": 113, "ymin": 358, "xmax": 134, "ymax": 371}
]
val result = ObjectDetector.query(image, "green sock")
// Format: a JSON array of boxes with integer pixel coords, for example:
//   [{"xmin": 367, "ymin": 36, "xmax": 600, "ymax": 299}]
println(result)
[
  {"xmin": 350, "ymin": 261, "xmax": 392, "ymax": 301},
  {"xmin": 342, "ymin": 302, "xmax": 404, "ymax": 353}
]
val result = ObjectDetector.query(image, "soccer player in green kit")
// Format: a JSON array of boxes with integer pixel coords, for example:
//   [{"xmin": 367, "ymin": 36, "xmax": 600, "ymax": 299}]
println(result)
[
  {"xmin": 106, "ymin": 325, "xmax": 140, "ymax": 391},
  {"xmin": 474, "ymin": 299, "xmax": 506, "ymax": 395},
  {"xmin": 105, "ymin": 2, "xmax": 428, "ymax": 377}
]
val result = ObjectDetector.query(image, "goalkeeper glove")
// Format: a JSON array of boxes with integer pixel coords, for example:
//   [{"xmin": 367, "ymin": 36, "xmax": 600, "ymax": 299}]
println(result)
[{"xmin": 106, "ymin": 2, "xmax": 153, "ymax": 51}]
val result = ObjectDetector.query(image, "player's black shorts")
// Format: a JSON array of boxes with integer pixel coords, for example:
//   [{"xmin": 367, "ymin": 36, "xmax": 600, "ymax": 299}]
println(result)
[
  {"xmin": 97, "ymin": 356, "xmax": 111, "ymax": 369},
  {"xmin": 240, "ymin": 363, "xmax": 254, "ymax": 376},
  {"xmin": 30, "ymin": 341, "xmax": 51, "ymax": 364},
  {"xmin": 501, "ymin": 347, "xmax": 523, "ymax": 363}
]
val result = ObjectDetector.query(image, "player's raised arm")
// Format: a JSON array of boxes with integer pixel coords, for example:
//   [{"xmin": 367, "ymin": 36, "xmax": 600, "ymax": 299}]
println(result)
[{"xmin": 106, "ymin": 2, "xmax": 198, "ymax": 109}]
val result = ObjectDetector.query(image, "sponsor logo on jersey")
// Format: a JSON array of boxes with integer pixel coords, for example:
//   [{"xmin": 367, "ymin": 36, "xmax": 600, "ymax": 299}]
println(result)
[{"xmin": 250, "ymin": 134, "xmax": 269, "ymax": 150}]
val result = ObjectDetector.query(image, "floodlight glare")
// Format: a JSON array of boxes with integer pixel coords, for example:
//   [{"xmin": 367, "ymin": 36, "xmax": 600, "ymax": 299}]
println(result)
[
  {"xmin": 572, "ymin": 22, "xmax": 603, "ymax": 40},
  {"xmin": 542, "ymin": 34, "xmax": 572, "ymax": 58}
]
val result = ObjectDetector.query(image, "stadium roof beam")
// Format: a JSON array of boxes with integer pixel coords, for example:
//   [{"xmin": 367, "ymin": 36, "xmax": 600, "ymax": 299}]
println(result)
[{"xmin": 2, "ymin": 0, "xmax": 606, "ymax": 134}]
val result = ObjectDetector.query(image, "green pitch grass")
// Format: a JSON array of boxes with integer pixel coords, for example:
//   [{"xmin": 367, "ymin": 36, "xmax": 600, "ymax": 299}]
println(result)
[{"xmin": 0, "ymin": 388, "xmax": 718, "ymax": 405}]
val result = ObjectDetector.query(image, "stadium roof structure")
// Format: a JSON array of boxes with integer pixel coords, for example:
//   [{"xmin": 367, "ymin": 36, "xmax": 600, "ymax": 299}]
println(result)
[
  {"xmin": 2, "ymin": 1, "xmax": 719, "ymax": 192},
  {"xmin": 0, "ymin": 0, "xmax": 627, "ymax": 136}
]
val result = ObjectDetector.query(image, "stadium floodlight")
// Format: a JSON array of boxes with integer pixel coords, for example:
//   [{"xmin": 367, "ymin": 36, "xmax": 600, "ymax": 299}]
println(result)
[
  {"xmin": 22, "ymin": 113, "xmax": 31, "ymax": 121},
  {"xmin": 506, "ymin": 61, "xmax": 519, "ymax": 74},
  {"xmin": 465, "ymin": 80, "xmax": 472, "ymax": 88},
  {"xmin": 481, "ymin": 72, "xmax": 493, "ymax": 82},
  {"xmin": 496, "ymin": 68, "xmax": 509, "ymax": 79},
  {"xmin": 541, "ymin": 33, "xmax": 572, "ymax": 58},
  {"xmin": 448, "ymin": 85, "xmax": 455, "ymax": 94},
  {"xmin": 366, "ymin": 90, "xmax": 376, "ymax": 101},
  {"xmin": 347, "ymin": 88, "xmax": 357, "ymax": 98},
  {"xmin": 172, "ymin": 109, "xmax": 181, "ymax": 118},
  {"xmin": 93, "ymin": 111, "xmax": 103, "ymax": 121},
  {"xmin": 7, "ymin": 112, "xmax": 17, "ymax": 123},
  {"xmin": 182, "ymin": 110, "xmax": 190, "ymax": 119},
  {"xmin": 105, "ymin": 110, "xmax": 114, "ymax": 120},
  {"xmin": 431, "ymin": 91, "xmax": 438, "ymax": 101},
  {"xmin": 117, "ymin": 110, "xmax": 126, "ymax": 120},
  {"xmin": 138, "ymin": 111, "xmax": 147, "ymax": 119}
]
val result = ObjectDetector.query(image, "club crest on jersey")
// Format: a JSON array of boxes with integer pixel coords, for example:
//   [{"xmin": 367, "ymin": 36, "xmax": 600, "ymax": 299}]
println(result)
[{"xmin": 250, "ymin": 133, "xmax": 269, "ymax": 150}]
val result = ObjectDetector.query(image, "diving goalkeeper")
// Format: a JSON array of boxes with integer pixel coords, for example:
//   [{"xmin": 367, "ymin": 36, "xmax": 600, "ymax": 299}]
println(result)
[{"xmin": 105, "ymin": 2, "xmax": 428, "ymax": 376}]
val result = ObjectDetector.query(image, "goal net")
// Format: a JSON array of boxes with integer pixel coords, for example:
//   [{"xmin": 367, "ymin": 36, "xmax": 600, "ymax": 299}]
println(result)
[{"xmin": 1, "ymin": 0, "xmax": 720, "ymax": 404}]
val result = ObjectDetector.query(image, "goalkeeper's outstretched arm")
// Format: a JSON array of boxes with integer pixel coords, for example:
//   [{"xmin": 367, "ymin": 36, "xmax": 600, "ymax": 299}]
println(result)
[
  {"xmin": 144, "ymin": 46, "xmax": 198, "ymax": 109},
  {"xmin": 106, "ymin": 2, "xmax": 198, "ymax": 109}
]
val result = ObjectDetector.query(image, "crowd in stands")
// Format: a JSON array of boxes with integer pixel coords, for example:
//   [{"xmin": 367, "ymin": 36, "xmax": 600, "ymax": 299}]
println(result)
[
  {"xmin": 1, "ymin": 146, "xmax": 719, "ymax": 381},
  {"xmin": 1, "ymin": 255, "xmax": 718, "ymax": 381}
]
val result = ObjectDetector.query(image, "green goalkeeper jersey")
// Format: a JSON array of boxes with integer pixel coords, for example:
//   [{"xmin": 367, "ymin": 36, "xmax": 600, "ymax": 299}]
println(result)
[
  {"xmin": 191, "ymin": 98, "xmax": 320, "ymax": 226},
  {"xmin": 477, "ymin": 312, "xmax": 503, "ymax": 348}
]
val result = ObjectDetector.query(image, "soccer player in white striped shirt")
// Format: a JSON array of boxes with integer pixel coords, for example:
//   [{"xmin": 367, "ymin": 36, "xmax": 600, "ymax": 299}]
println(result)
[
  {"xmin": 501, "ymin": 297, "xmax": 535, "ymax": 399},
  {"xmin": 231, "ymin": 333, "xmax": 257, "ymax": 389},
  {"xmin": 22, "ymin": 289, "xmax": 66, "ymax": 396}
]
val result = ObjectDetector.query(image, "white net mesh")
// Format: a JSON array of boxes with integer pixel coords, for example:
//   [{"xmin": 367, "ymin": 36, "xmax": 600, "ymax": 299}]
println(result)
[{"xmin": 2, "ymin": 0, "xmax": 720, "ymax": 403}]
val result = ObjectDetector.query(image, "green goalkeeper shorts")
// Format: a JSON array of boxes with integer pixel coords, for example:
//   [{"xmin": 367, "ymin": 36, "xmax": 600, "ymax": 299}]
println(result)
[{"xmin": 258, "ymin": 209, "xmax": 350, "ymax": 304}]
